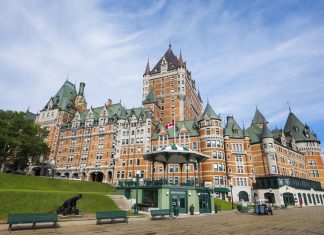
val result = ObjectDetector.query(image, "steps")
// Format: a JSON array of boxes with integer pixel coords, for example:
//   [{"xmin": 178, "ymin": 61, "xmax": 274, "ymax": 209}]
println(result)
[{"xmin": 109, "ymin": 195, "xmax": 132, "ymax": 211}]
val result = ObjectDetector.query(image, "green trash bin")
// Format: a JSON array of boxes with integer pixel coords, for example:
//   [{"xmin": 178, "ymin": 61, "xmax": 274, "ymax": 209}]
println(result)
[{"xmin": 173, "ymin": 207, "xmax": 179, "ymax": 217}]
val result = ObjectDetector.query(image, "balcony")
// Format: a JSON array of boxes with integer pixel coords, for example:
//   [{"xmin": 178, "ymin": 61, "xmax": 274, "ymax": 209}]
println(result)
[{"xmin": 231, "ymin": 149, "xmax": 246, "ymax": 154}]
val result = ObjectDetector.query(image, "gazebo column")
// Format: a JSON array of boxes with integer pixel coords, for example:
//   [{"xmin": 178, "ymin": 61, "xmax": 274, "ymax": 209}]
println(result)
[
  {"xmin": 193, "ymin": 162, "xmax": 196, "ymax": 187},
  {"xmin": 163, "ymin": 162, "xmax": 166, "ymax": 183},
  {"xmin": 186, "ymin": 159, "xmax": 189, "ymax": 186},
  {"xmin": 152, "ymin": 161, "xmax": 155, "ymax": 181},
  {"xmin": 180, "ymin": 163, "xmax": 183, "ymax": 186},
  {"xmin": 197, "ymin": 161, "xmax": 201, "ymax": 187}
]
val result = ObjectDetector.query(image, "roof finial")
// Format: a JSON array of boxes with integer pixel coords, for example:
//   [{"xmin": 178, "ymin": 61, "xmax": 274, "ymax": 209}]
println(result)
[
  {"xmin": 144, "ymin": 58, "xmax": 150, "ymax": 76},
  {"xmin": 286, "ymin": 101, "xmax": 291, "ymax": 113},
  {"xmin": 169, "ymin": 38, "xmax": 172, "ymax": 49}
]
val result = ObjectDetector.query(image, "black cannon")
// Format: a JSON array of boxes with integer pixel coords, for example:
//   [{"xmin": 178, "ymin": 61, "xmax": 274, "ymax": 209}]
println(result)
[{"xmin": 56, "ymin": 194, "xmax": 82, "ymax": 216}]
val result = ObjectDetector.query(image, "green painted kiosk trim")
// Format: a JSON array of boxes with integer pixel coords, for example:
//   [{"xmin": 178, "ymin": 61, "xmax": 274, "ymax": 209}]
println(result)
[{"xmin": 214, "ymin": 187, "xmax": 230, "ymax": 193}]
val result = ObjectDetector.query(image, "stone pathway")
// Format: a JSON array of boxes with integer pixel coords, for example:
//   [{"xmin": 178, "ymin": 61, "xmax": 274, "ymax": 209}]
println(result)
[{"xmin": 1, "ymin": 207, "xmax": 324, "ymax": 234}]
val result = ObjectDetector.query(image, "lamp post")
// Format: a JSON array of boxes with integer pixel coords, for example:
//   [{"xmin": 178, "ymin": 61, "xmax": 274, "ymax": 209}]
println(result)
[
  {"xmin": 133, "ymin": 170, "xmax": 140, "ymax": 215},
  {"xmin": 230, "ymin": 184, "xmax": 234, "ymax": 209}
]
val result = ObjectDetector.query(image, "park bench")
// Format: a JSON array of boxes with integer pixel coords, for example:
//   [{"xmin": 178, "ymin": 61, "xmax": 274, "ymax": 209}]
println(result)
[
  {"xmin": 7, "ymin": 213, "xmax": 58, "ymax": 231},
  {"xmin": 96, "ymin": 211, "xmax": 128, "ymax": 224},
  {"xmin": 240, "ymin": 206, "xmax": 248, "ymax": 213},
  {"xmin": 150, "ymin": 209, "xmax": 171, "ymax": 220}
]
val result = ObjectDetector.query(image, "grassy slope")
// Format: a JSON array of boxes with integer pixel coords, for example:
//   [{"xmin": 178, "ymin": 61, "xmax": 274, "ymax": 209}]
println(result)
[
  {"xmin": 214, "ymin": 198, "xmax": 238, "ymax": 210},
  {"xmin": 0, "ymin": 174, "xmax": 120, "ymax": 220}
]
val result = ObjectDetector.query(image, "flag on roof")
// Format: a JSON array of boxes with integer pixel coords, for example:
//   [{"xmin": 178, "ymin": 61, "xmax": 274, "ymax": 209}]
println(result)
[{"xmin": 165, "ymin": 120, "xmax": 175, "ymax": 129}]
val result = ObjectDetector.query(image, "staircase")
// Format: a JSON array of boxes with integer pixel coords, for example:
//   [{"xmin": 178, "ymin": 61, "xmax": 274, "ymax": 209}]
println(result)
[{"xmin": 109, "ymin": 195, "xmax": 132, "ymax": 211}]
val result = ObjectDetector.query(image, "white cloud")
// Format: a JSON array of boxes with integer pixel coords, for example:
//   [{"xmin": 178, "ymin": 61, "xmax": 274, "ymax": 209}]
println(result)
[{"xmin": 0, "ymin": 0, "xmax": 323, "ymax": 142}]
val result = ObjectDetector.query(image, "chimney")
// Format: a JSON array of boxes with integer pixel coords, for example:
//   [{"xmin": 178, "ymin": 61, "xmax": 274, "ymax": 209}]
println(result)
[
  {"xmin": 106, "ymin": 99, "xmax": 112, "ymax": 107},
  {"xmin": 78, "ymin": 82, "xmax": 85, "ymax": 96}
]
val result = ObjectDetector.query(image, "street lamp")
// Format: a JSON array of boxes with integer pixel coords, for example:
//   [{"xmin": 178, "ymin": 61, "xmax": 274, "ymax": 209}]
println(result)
[
  {"xmin": 133, "ymin": 170, "xmax": 141, "ymax": 215},
  {"xmin": 230, "ymin": 184, "xmax": 234, "ymax": 209}
]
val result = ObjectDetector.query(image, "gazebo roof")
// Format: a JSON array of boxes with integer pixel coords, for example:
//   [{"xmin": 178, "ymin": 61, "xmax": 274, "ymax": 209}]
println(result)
[{"xmin": 143, "ymin": 143, "xmax": 209, "ymax": 164}]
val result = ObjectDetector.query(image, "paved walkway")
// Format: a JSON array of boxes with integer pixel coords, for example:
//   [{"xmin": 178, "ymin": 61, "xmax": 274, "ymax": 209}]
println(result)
[{"xmin": 1, "ymin": 207, "xmax": 324, "ymax": 234}]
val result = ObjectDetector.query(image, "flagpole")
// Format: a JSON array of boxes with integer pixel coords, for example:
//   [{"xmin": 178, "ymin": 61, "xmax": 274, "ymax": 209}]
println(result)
[{"xmin": 173, "ymin": 102, "xmax": 176, "ymax": 144}]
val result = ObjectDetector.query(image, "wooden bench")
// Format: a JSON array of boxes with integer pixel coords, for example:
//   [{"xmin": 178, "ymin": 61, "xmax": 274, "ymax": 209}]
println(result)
[
  {"xmin": 96, "ymin": 211, "xmax": 128, "ymax": 224},
  {"xmin": 150, "ymin": 209, "xmax": 171, "ymax": 220},
  {"xmin": 7, "ymin": 213, "xmax": 58, "ymax": 231}
]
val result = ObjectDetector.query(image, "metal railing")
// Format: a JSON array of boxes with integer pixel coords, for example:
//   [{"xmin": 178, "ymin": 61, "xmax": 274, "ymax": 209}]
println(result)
[{"xmin": 117, "ymin": 179, "xmax": 200, "ymax": 187}]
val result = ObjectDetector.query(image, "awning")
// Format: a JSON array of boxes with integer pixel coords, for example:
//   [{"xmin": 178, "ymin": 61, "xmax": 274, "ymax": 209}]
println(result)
[{"xmin": 214, "ymin": 187, "xmax": 230, "ymax": 193}]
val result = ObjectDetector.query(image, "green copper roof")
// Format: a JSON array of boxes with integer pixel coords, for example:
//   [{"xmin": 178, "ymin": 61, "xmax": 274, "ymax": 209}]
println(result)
[
  {"xmin": 272, "ymin": 128, "xmax": 282, "ymax": 140},
  {"xmin": 261, "ymin": 122, "xmax": 274, "ymax": 139},
  {"xmin": 243, "ymin": 126, "xmax": 249, "ymax": 137},
  {"xmin": 78, "ymin": 103, "xmax": 123, "ymax": 123},
  {"xmin": 200, "ymin": 102, "xmax": 220, "ymax": 120},
  {"xmin": 224, "ymin": 116, "xmax": 244, "ymax": 138},
  {"xmin": 284, "ymin": 112, "xmax": 319, "ymax": 143},
  {"xmin": 24, "ymin": 110, "xmax": 36, "ymax": 120},
  {"xmin": 152, "ymin": 120, "xmax": 199, "ymax": 140},
  {"xmin": 246, "ymin": 124, "xmax": 263, "ymax": 143},
  {"xmin": 43, "ymin": 80, "xmax": 77, "ymax": 114},
  {"xmin": 143, "ymin": 91, "xmax": 157, "ymax": 105},
  {"xmin": 252, "ymin": 108, "xmax": 267, "ymax": 125}
]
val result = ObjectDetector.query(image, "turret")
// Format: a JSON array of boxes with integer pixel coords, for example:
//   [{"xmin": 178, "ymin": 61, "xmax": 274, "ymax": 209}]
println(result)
[{"xmin": 261, "ymin": 122, "xmax": 277, "ymax": 175}]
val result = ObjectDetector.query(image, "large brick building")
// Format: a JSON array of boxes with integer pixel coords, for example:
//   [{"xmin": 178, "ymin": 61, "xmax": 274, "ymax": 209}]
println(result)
[{"xmin": 35, "ymin": 45, "xmax": 324, "ymax": 205}]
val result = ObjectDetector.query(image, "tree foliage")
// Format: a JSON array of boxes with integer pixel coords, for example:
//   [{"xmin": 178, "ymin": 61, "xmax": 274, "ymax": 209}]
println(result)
[{"xmin": 0, "ymin": 110, "xmax": 49, "ymax": 171}]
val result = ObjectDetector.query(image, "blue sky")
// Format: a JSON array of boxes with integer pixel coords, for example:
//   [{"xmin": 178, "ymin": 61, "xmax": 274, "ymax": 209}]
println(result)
[{"xmin": 0, "ymin": 0, "xmax": 324, "ymax": 146}]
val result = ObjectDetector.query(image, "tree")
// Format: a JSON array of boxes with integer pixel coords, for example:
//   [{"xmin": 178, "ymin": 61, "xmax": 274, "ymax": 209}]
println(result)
[{"xmin": 0, "ymin": 110, "xmax": 49, "ymax": 172}]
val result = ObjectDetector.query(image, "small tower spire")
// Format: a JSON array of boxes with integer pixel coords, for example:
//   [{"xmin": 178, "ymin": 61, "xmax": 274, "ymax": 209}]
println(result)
[
  {"xmin": 144, "ymin": 58, "xmax": 150, "ymax": 76},
  {"xmin": 178, "ymin": 49, "xmax": 184, "ymax": 67}
]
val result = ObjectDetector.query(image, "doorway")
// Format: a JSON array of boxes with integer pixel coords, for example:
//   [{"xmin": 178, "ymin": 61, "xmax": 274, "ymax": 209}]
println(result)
[
  {"xmin": 283, "ymin": 192, "xmax": 294, "ymax": 206},
  {"xmin": 264, "ymin": 192, "xmax": 276, "ymax": 204},
  {"xmin": 170, "ymin": 191, "xmax": 187, "ymax": 214},
  {"xmin": 90, "ymin": 171, "xmax": 104, "ymax": 182},
  {"xmin": 239, "ymin": 191, "xmax": 249, "ymax": 202},
  {"xmin": 199, "ymin": 192, "xmax": 211, "ymax": 213}
]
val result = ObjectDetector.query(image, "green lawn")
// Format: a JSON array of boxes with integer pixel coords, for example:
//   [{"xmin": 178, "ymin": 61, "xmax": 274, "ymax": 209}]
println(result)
[
  {"xmin": 214, "ymin": 198, "xmax": 238, "ymax": 211},
  {"xmin": 0, "ymin": 173, "xmax": 121, "ymax": 220}
]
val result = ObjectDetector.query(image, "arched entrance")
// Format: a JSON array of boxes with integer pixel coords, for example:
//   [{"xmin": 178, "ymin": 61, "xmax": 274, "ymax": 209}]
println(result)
[
  {"xmin": 308, "ymin": 193, "xmax": 312, "ymax": 204},
  {"xmin": 56, "ymin": 172, "xmax": 61, "ymax": 177},
  {"xmin": 107, "ymin": 171, "xmax": 113, "ymax": 182},
  {"xmin": 238, "ymin": 191, "xmax": 249, "ymax": 202},
  {"xmin": 64, "ymin": 172, "xmax": 70, "ymax": 178},
  {"xmin": 303, "ymin": 193, "xmax": 308, "ymax": 205},
  {"xmin": 264, "ymin": 192, "xmax": 276, "ymax": 203},
  {"xmin": 320, "ymin": 195, "xmax": 323, "ymax": 205},
  {"xmin": 316, "ymin": 195, "xmax": 319, "ymax": 204},
  {"xmin": 283, "ymin": 192, "xmax": 294, "ymax": 206},
  {"xmin": 90, "ymin": 171, "xmax": 104, "ymax": 182},
  {"xmin": 32, "ymin": 167, "xmax": 41, "ymax": 176},
  {"xmin": 72, "ymin": 173, "xmax": 79, "ymax": 179}
]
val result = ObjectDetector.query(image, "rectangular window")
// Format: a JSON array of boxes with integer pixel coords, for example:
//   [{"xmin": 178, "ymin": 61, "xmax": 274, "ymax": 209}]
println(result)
[{"xmin": 237, "ymin": 166, "xmax": 244, "ymax": 173}]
